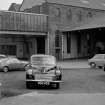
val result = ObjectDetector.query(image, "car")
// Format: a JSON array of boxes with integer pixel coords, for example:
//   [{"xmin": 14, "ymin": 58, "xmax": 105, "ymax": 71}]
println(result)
[
  {"xmin": 88, "ymin": 54, "xmax": 105, "ymax": 69},
  {"xmin": 0, "ymin": 57, "xmax": 29, "ymax": 72},
  {"xmin": 25, "ymin": 54, "xmax": 62, "ymax": 89}
]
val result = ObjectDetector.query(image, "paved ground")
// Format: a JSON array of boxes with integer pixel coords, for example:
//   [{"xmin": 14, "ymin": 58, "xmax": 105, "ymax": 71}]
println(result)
[
  {"xmin": 1, "ymin": 59, "xmax": 105, "ymax": 105},
  {"xmin": 1, "ymin": 93, "xmax": 105, "ymax": 105},
  {"xmin": 57, "ymin": 59, "xmax": 89, "ymax": 69}
]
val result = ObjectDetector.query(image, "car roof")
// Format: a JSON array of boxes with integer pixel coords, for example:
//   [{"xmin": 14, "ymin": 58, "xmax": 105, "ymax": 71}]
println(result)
[{"xmin": 95, "ymin": 54, "xmax": 105, "ymax": 56}]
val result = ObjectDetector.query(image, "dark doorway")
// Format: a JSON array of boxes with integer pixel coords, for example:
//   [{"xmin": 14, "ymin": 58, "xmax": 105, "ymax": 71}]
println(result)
[{"xmin": 36, "ymin": 37, "xmax": 45, "ymax": 54}]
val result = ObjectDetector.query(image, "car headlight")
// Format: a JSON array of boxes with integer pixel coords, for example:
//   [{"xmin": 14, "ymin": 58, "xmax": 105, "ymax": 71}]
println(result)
[
  {"xmin": 55, "ymin": 70, "xmax": 61, "ymax": 75},
  {"xmin": 26, "ymin": 69, "xmax": 33, "ymax": 75}
]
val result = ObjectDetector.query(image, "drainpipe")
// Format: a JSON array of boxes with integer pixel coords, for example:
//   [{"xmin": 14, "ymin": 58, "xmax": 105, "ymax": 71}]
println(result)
[
  {"xmin": 46, "ymin": 1, "xmax": 50, "ymax": 55},
  {"xmin": 61, "ymin": 33, "xmax": 64, "ymax": 60},
  {"xmin": 47, "ymin": 31, "xmax": 50, "ymax": 55}
]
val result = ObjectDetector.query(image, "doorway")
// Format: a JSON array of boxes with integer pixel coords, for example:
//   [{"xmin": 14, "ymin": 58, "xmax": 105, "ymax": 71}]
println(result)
[{"xmin": 36, "ymin": 37, "xmax": 45, "ymax": 54}]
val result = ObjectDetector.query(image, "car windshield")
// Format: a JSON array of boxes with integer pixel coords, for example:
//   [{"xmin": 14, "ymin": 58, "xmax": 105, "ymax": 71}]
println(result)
[{"xmin": 31, "ymin": 56, "xmax": 56, "ymax": 66}]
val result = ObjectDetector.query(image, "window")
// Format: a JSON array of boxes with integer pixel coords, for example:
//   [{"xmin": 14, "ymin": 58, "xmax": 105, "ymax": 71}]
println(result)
[
  {"xmin": 55, "ymin": 30, "xmax": 60, "ymax": 47},
  {"xmin": 67, "ymin": 32, "xmax": 71, "ymax": 53},
  {"xmin": 0, "ymin": 45, "xmax": 16, "ymax": 55}
]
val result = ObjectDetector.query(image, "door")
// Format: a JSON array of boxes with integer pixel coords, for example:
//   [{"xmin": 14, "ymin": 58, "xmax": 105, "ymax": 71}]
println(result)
[
  {"xmin": 36, "ymin": 37, "xmax": 45, "ymax": 54},
  {"xmin": 95, "ymin": 54, "xmax": 105, "ymax": 66}
]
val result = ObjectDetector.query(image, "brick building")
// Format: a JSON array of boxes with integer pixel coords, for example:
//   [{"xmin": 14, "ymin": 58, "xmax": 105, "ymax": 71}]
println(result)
[
  {"xmin": 19, "ymin": 0, "xmax": 105, "ymax": 59},
  {"xmin": 1, "ymin": 0, "xmax": 105, "ymax": 60},
  {"xmin": 0, "ymin": 11, "xmax": 48, "ymax": 59}
]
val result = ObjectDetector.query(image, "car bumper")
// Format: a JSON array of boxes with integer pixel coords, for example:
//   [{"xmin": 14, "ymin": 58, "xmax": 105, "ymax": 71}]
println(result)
[{"xmin": 26, "ymin": 79, "xmax": 63, "ymax": 83}]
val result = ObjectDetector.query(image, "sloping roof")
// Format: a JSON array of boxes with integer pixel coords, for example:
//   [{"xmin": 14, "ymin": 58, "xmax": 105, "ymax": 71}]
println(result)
[
  {"xmin": 71, "ymin": 15, "xmax": 105, "ymax": 31},
  {"xmin": 20, "ymin": 0, "xmax": 105, "ymax": 11},
  {"xmin": 20, "ymin": 0, "xmax": 45, "ymax": 11},
  {"xmin": 47, "ymin": 0, "xmax": 105, "ymax": 10}
]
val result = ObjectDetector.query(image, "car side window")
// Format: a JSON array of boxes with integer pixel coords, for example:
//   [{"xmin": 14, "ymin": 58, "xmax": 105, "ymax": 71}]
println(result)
[
  {"xmin": 7, "ymin": 58, "xmax": 19, "ymax": 63},
  {"xmin": 7, "ymin": 59, "xmax": 14, "ymax": 63},
  {"xmin": 12, "ymin": 58, "xmax": 19, "ymax": 63},
  {"xmin": 95, "ymin": 55, "xmax": 104, "ymax": 59}
]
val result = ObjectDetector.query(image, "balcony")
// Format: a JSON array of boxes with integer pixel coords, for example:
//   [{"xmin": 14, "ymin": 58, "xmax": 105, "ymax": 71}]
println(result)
[{"xmin": 0, "ymin": 10, "xmax": 48, "ymax": 33}]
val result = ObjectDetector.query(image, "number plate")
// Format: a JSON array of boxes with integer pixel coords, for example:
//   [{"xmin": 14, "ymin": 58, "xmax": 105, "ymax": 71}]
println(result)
[{"xmin": 38, "ymin": 81, "xmax": 50, "ymax": 85}]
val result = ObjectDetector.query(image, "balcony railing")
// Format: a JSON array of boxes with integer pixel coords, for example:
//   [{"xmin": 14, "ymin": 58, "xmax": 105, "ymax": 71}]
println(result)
[{"xmin": 0, "ymin": 10, "xmax": 48, "ymax": 33}]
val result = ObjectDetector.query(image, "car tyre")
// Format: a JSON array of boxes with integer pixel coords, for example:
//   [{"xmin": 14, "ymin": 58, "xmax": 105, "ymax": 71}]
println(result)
[
  {"xmin": 103, "ymin": 67, "xmax": 105, "ymax": 71},
  {"xmin": 98, "ymin": 66, "xmax": 103, "ymax": 69},
  {"xmin": 3, "ymin": 66, "xmax": 9, "ymax": 72},
  {"xmin": 90, "ymin": 62, "xmax": 96, "ymax": 68},
  {"xmin": 26, "ymin": 81, "xmax": 35, "ymax": 89},
  {"xmin": 59, "ymin": 75, "xmax": 62, "ymax": 80},
  {"xmin": 53, "ymin": 83, "xmax": 60, "ymax": 89}
]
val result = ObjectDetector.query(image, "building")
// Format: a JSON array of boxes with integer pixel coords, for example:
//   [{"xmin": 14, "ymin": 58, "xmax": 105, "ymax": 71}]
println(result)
[
  {"xmin": 1, "ymin": 0, "xmax": 105, "ymax": 60},
  {"xmin": 19, "ymin": 0, "xmax": 105, "ymax": 59},
  {"xmin": 8, "ymin": 3, "xmax": 21, "ymax": 11},
  {"xmin": 0, "ymin": 10, "xmax": 48, "ymax": 59}
]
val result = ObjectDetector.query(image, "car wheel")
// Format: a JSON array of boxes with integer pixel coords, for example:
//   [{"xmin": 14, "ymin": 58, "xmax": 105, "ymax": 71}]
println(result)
[
  {"xmin": 90, "ymin": 62, "xmax": 96, "ymax": 68},
  {"xmin": 53, "ymin": 83, "xmax": 60, "ymax": 89},
  {"xmin": 3, "ymin": 66, "xmax": 9, "ymax": 72},
  {"xmin": 59, "ymin": 75, "xmax": 62, "ymax": 80},
  {"xmin": 98, "ymin": 66, "xmax": 103, "ymax": 69},
  {"xmin": 26, "ymin": 81, "xmax": 34, "ymax": 89},
  {"xmin": 103, "ymin": 66, "xmax": 105, "ymax": 71}
]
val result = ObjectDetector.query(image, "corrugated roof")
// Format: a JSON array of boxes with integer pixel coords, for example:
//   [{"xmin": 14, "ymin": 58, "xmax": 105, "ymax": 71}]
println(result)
[{"xmin": 20, "ymin": 0, "xmax": 105, "ymax": 11}]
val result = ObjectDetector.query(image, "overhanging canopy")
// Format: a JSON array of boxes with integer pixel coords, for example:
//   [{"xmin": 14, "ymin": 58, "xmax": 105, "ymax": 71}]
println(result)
[
  {"xmin": 71, "ymin": 16, "xmax": 105, "ymax": 31},
  {"xmin": 62, "ymin": 16, "xmax": 105, "ymax": 31}
]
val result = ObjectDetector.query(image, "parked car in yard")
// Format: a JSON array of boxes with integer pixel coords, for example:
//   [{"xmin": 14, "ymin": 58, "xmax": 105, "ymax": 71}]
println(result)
[
  {"xmin": 88, "ymin": 54, "xmax": 105, "ymax": 69},
  {"xmin": 25, "ymin": 54, "xmax": 62, "ymax": 89},
  {"xmin": 0, "ymin": 57, "xmax": 29, "ymax": 72}
]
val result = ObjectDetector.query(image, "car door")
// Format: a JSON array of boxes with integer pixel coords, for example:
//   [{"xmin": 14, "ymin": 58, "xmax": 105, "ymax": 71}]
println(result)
[
  {"xmin": 95, "ymin": 55, "xmax": 104, "ymax": 66},
  {"xmin": 8, "ymin": 58, "xmax": 20, "ymax": 69},
  {"xmin": 103, "ymin": 55, "xmax": 105, "ymax": 66},
  {"xmin": 16, "ymin": 60, "xmax": 25, "ymax": 69}
]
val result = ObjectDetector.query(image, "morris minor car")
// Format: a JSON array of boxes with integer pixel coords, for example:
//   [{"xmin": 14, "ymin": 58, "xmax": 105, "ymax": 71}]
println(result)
[{"xmin": 25, "ymin": 54, "xmax": 62, "ymax": 89}]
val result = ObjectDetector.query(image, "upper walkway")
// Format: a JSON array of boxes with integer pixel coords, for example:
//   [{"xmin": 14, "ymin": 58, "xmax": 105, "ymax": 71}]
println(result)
[{"xmin": 0, "ymin": 10, "xmax": 47, "ymax": 34}]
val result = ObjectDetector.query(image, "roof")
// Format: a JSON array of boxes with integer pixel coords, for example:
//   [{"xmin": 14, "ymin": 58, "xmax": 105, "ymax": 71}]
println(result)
[
  {"xmin": 47, "ymin": 0, "xmax": 105, "ymax": 10},
  {"xmin": 20, "ymin": 0, "xmax": 105, "ymax": 11},
  {"xmin": 70, "ymin": 15, "xmax": 105, "ymax": 31}
]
